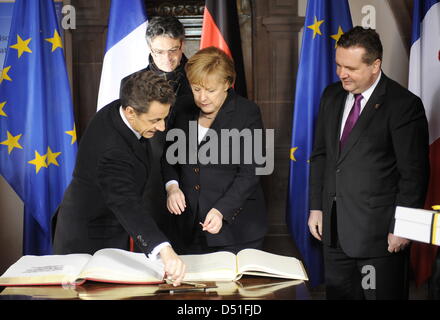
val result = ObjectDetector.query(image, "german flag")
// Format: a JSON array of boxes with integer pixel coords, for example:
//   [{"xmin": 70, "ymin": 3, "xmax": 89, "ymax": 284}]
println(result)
[{"xmin": 200, "ymin": 0, "xmax": 248, "ymax": 97}]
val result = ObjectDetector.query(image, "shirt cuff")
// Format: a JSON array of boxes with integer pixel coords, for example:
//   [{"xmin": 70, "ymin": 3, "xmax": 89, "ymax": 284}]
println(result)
[
  {"xmin": 148, "ymin": 242, "xmax": 171, "ymax": 261},
  {"xmin": 165, "ymin": 180, "xmax": 179, "ymax": 189}
]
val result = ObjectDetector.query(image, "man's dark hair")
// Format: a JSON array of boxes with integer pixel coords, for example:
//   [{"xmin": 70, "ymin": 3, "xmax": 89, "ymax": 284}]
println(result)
[
  {"xmin": 146, "ymin": 16, "xmax": 185, "ymax": 45},
  {"xmin": 337, "ymin": 26, "xmax": 383, "ymax": 65},
  {"xmin": 120, "ymin": 70, "xmax": 175, "ymax": 114}
]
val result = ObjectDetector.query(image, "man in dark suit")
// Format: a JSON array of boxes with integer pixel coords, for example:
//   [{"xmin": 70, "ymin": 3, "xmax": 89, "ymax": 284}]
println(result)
[
  {"xmin": 308, "ymin": 27, "xmax": 430, "ymax": 299},
  {"xmin": 123, "ymin": 16, "xmax": 192, "ymax": 244},
  {"xmin": 53, "ymin": 71, "xmax": 186, "ymax": 285}
]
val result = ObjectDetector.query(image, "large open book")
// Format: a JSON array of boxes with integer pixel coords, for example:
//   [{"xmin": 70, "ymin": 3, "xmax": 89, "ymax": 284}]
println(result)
[
  {"xmin": 0, "ymin": 248, "xmax": 308, "ymax": 286},
  {"xmin": 181, "ymin": 249, "xmax": 308, "ymax": 282}
]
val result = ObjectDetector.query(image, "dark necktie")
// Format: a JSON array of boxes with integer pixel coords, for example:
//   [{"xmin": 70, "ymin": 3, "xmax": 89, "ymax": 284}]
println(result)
[{"xmin": 340, "ymin": 93, "xmax": 363, "ymax": 149}]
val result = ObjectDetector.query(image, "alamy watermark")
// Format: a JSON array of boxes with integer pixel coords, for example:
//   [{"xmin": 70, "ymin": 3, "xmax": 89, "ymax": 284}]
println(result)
[
  {"xmin": 165, "ymin": 121, "xmax": 274, "ymax": 176},
  {"xmin": 361, "ymin": 5, "xmax": 376, "ymax": 29},
  {"xmin": 61, "ymin": 5, "xmax": 76, "ymax": 30},
  {"xmin": 361, "ymin": 265, "xmax": 376, "ymax": 290}
]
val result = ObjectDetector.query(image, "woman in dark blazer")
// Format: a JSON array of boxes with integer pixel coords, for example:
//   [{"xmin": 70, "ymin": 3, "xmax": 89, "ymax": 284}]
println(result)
[{"xmin": 162, "ymin": 47, "xmax": 267, "ymax": 254}]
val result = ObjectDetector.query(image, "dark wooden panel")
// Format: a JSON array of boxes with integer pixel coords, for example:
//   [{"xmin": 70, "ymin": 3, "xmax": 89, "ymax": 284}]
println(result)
[
  {"xmin": 74, "ymin": 0, "xmax": 109, "ymax": 25},
  {"xmin": 252, "ymin": 0, "xmax": 304, "ymax": 257},
  {"xmin": 70, "ymin": 0, "xmax": 109, "ymax": 138}
]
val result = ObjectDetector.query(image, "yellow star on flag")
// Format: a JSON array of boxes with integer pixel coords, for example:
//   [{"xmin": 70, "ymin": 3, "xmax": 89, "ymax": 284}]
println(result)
[
  {"xmin": 45, "ymin": 29, "xmax": 63, "ymax": 52},
  {"xmin": 290, "ymin": 147, "xmax": 298, "ymax": 161},
  {"xmin": 10, "ymin": 35, "xmax": 32, "ymax": 58},
  {"xmin": 65, "ymin": 124, "xmax": 77, "ymax": 144},
  {"xmin": 28, "ymin": 151, "xmax": 48, "ymax": 174},
  {"xmin": 0, "ymin": 131, "xmax": 23, "ymax": 154},
  {"xmin": 307, "ymin": 16, "xmax": 325, "ymax": 39},
  {"xmin": 0, "ymin": 66, "xmax": 12, "ymax": 84},
  {"xmin": 0, "ymin": 101, "xmax": 7, "ymax": 117},
  {"xmin": 330, "ymin": 26, "xmax": 345, "ymax": 48},
  {"xmin": 46, "ymin": 146, "xmax": 61, "ymax": 167}
]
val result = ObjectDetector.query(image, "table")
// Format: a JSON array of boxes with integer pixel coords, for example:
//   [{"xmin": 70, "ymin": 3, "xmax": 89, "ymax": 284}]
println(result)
[{"xmin": 0, "ymin": 276, "xmax": 310, "ymax": 300}]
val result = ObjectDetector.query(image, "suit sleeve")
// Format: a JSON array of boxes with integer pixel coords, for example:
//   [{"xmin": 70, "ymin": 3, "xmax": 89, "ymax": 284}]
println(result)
[
  {"xmin": 213, "ymin": 105, "xmax": 264, "ymax": 223},
  {"xmin": 389, "ymin": 95, "xmax": 430, "ymax": 231},
  {"xmin": 161, "ymin": 96, "xmax": 195, "ymax": 184},
  {"xmin": 309, "ymin": 88, "xmax": 330, "ymax": 211},
  {"xmin": 96, "ymin": 147, "xmax": 169, "ymax": 255}
]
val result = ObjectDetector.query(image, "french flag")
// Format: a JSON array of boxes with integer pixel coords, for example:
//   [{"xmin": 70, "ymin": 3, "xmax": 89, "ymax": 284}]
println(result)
[
  {"xmin": 408, "ymin": 0, "xmax": 440, "ymax": 286},
  {"xmin": 97, "ymin": 0, "xmax": 149, "ymax": 110}
]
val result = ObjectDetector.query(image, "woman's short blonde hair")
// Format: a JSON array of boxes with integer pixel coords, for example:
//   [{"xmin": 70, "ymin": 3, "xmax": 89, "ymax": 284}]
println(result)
[{"xmin": 185, "ymin": 46, "xmax": 236, "ymax": 87}]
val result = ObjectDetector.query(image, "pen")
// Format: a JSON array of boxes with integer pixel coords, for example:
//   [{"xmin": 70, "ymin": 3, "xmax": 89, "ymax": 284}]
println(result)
[{"xmin": 165, "ymin": 278, "xmax": 206, "ymax": 288}]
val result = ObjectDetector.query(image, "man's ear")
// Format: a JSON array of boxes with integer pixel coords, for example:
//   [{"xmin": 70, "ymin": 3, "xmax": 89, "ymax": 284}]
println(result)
[
  {"xmin": 373, "ymin": 58, "xmax": 381, "ymax": 74},
  {"xmin": 124, "ymin": 106, "xmax": 136, "ymax": 120}
]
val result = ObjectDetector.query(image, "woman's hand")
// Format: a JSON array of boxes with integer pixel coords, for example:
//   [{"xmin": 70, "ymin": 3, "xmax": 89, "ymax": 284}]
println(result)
[
  {"xmin": 200, "ymin": 208, "xmax": 223, "ymax": 234},
  {"xmin": 166, "ymin": 184, "xmax": 186, "ymax": 215}
]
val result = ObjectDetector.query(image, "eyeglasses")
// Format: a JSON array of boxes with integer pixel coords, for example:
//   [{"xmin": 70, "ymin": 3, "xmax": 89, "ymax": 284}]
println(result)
[{"xmin": 150, "ymin": 44, "xmax": 182, "ymax": 58}]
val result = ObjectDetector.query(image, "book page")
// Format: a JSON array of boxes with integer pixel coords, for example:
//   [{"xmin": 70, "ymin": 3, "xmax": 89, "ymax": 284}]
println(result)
[
  {"xmin": 180, "ymin": 251, "xmax": 238, "ymax": 281},
  {"xmin": 0, "ymin": 254, "xmax": 91, "ymax": 286},
  {"xmin": 237, "ymin": 249, "xmax": 308, "ymax": 281},
  {"xmin": 78, "ymin": 248, "xmax": 164, "ymax": 284}
]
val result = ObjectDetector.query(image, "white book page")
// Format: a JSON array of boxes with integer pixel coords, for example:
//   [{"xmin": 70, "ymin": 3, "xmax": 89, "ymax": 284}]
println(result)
[
  {"xmin": 79, "ymin": 248, "xmax": 165, "ymax": 283},
  {"xmin": 237, "ymin": 249, "xmax": 308, "ymax": 280},
  {"xmin": 0, "ymin": 254, "xmax": 91, "ymax": 285},
  {"xmin": 180, "ymin": 251, "xmax": 237, "ymax": 281}
]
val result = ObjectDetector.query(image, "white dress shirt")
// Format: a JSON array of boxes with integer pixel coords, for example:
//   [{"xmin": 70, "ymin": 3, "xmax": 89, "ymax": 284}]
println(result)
[{"xmin": 340, "ymin": 72, "xmax": 382, "ymax": 138}]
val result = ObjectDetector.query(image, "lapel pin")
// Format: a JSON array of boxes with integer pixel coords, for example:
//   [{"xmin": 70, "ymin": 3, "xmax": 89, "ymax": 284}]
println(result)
[{"xmin": 374, "ymin": 104, "xmax": 380, "ymax": 109}]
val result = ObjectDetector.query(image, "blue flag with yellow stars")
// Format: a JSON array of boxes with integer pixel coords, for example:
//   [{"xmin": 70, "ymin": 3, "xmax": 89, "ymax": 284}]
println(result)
[
  {"xmin": 0, "ymin": 0, "xmax": 77, "ymax": 255},
  {"xmin": 287, "ymin": 0, "xmax": 352, "ymax": 286}
]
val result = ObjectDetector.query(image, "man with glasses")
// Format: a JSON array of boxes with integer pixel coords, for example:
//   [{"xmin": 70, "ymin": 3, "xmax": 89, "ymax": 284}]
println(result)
[
  {"xmin": 122, "ymin": 16, "xmax": 192, "ymax": 249},
  {"xmin": 131, "ymin": 16, "xmax": 191, "ymax": 98}
]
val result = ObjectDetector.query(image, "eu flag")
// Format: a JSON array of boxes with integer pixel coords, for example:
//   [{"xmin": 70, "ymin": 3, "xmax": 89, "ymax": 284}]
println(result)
[
  {"xmin": 0, "ymin": 0, "xmax": 77, "ymax": 255},
  {"xmin": 287, "ymin": 0, "xmax": 352, "ymax": 286}
]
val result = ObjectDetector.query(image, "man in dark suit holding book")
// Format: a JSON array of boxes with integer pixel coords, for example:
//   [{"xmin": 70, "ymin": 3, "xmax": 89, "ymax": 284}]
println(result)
[
  {"xmin": 308, "ymin": 27, "xmax": 430, "ymax": 299},
  {"xmin": 53, "ymin": 71, "xmax": 186, "ymax": 285}
]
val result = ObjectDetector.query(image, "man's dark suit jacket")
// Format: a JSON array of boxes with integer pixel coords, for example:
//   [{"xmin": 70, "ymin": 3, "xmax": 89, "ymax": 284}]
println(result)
[
  {"xmin": 309, "ymin": 73, "xmax": 430, "ymax": 258},
  {"xmin": 162, "ymin": 89, "xmax": 268, "ymax": 248},
  {"xmin": 120, "ymin": 56, "xmax": 192, "ymax": 242},
  {"xmin": 53, "ymin": 100, "xmax": 168, "ymax": 255}
]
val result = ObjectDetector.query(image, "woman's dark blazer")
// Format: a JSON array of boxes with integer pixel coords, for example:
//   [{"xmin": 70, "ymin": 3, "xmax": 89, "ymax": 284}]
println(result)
[{"xmin": 162, "ymin": 89, "xmax": 268, "ymax": 247}]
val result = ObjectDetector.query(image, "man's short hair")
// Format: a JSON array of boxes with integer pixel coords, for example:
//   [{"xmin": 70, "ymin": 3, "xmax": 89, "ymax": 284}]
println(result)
[
  {"xmin": 337, "ymin": 26, "xmax": 383, "ymax": 65},
  {"xmin": 120, "ymin": 70, "xmax": 176, "ymax": 114},
  {"xmin": 146, "ymin": 16, "xmax": 185, "ymax": 45}
]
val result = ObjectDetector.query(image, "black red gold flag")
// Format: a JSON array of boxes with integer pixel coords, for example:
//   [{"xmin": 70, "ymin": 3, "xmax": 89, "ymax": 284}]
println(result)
[{"xmin": 200, "ymin": 0, "xmax": 248, "ymax": 97}]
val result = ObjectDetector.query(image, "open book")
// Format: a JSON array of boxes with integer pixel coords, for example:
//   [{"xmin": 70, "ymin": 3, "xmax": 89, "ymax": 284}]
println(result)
[
  {"xmin": 0, "ymin": 248, "xmax": 165, "ymax": 286},
  {"xmin": 0, "ymin": 248, "xmax": 308, "ymax": 286},
  {"xmin": 181, "ymin": 249, "xmax": 308, "ymax": 282}
]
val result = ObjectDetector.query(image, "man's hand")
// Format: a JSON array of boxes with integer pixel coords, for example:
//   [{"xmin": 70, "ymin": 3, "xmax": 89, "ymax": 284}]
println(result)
[
  {"xmin": 159, "ymin": 246, "xmax": 186, "ymax": 286},
  {"xmin": 387, "ymin": 233, "xmax": 410, "ymax": 253},
  {"xmin": 308, "ymin": 210, "xmax": 323, "ymax": 241},
  {"xmin": 200, "ymin": 208, "xmax": 223, "ymax": 234},
  {"xmin": 166, "ymin": 184, "xmax": 186, "ymax": 215}
]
